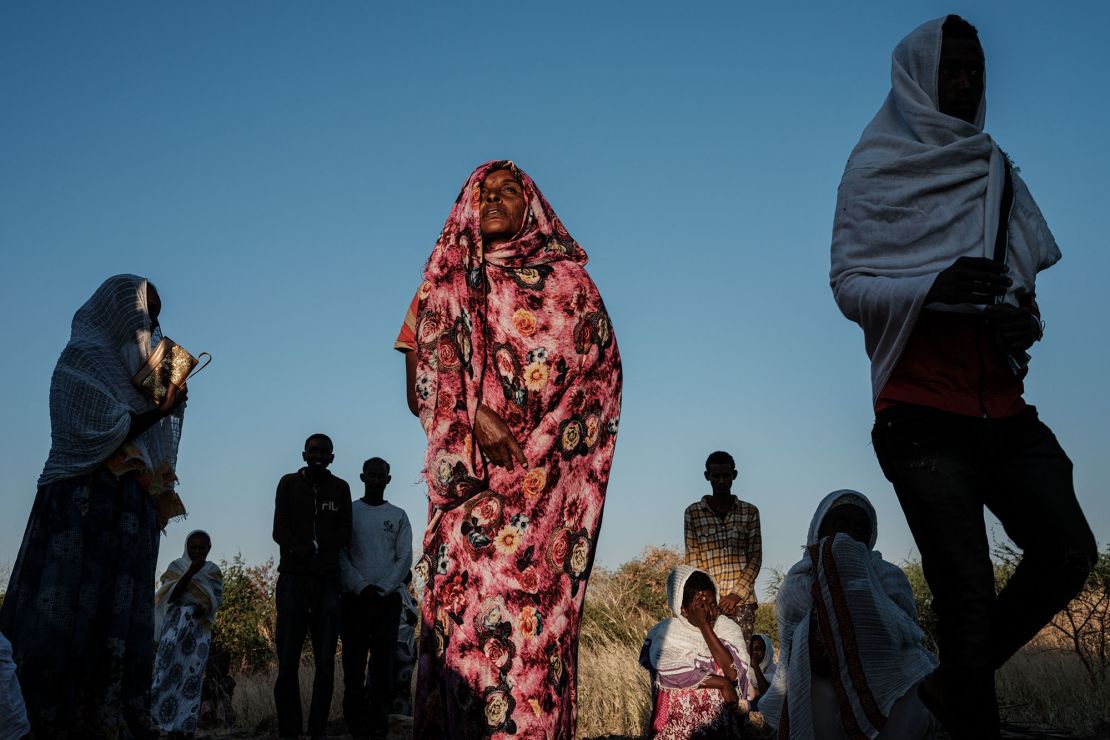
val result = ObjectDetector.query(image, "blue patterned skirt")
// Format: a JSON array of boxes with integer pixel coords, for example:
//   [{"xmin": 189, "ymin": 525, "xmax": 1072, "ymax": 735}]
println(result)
[{"xmin": 0, "ymin": 468, "xmax": 160, "ymax": 739}]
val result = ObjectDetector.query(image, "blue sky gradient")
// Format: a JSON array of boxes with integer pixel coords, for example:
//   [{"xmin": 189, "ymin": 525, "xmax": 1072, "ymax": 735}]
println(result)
[{"xmin": 2, "ymin": 1, "xmax": 1107, "ymax": 595}]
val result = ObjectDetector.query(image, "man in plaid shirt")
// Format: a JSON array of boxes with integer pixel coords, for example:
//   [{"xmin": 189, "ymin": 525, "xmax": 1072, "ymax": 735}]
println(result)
[{"xmin": 684, "ymin": 450, "xmax": 762, "ymax": 640}]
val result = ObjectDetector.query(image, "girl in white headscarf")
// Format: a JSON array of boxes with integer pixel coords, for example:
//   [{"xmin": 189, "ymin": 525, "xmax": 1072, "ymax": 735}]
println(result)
[
  {"xmin": 0, "ymin": 275, "xmax": 189, "ymax": 739},
  {"xmin": 749, "ymin": 634, "xmax": 777, "ymax": 702},
  {"xmin": 640, "ymin": 565, "xmax": 752, "ymax": 739},
  {"xmin": 760, "ymin": 491, "xmax": 936, "ymax": 739},
  {"xmin": 151, "ymin": 530, "xmax": 224, "ymax": 737}
]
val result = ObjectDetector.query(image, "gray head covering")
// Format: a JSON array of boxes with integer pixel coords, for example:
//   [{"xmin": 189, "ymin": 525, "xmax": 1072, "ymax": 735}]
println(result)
[
  {"xmin": 39, "ymin": 274, "xmax": 185, "ymax": 485},
  {"xmin": 806, "ymin": 489, "xmax": 878, "ymax": 549}
]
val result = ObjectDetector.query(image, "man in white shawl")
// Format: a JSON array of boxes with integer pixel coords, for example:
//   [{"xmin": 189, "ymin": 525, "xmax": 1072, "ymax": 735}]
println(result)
[
  {"xmin": 760, "ymin": 490, "xmax": 935, "ymax": 740},
  {"xmin": 640, "ymin": 565, "xmax": 752, "ymax": 739},
  {"xmin": 830, "ymin": 15, "xmax": 1096, "ymax": 739},
  {"xmin": 151, "ymin": 530, "xmax": 224, "ymax": 737}
]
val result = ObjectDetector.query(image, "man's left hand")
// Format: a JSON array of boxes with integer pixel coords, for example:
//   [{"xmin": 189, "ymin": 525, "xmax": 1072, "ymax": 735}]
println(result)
[
  {"xmin": 360, "ymin": 584, "xmax": 385, "ymax": 602},
  {"xmin": 718, "ymin": 593, "xmax": 742, "ymax": 616},
  {"xmin": 985, "ymin": 304, "xmax": 1041, "ymax": 353}
]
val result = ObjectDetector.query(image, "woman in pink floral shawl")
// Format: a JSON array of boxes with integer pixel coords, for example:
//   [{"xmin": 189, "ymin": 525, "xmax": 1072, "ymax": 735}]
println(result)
[{"xmin": 396, "ymin": 161, "xmax": 621, "ymax": 739}]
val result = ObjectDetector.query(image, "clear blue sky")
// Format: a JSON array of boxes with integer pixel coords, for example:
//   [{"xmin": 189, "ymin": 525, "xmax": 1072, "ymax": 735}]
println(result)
[{"xmin": 2, "ymin": 1, "xmax": 1107, "ymax": 596}]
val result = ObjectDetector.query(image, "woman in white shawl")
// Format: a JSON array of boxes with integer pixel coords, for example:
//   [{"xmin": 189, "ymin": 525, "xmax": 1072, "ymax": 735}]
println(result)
[
  {"xmin": 151, "ymin": 530, "xmax": 224, "ymax": 737},
  {"xmin": 0, "ymin": 275, "xmax": 188, "ymax": 739},
  {"xmin": 640, "ymin": 565, "xmax": 752, "ymax": 739},
  {"xmin": 760, "ymin": 491, "xmax": 936, "ymax": 740}
]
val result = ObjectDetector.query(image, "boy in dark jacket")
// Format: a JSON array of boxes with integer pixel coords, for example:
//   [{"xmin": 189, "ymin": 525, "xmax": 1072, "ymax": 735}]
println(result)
[{"xmin": 272, "ymin": 433, "xmax": 352, "ymax": 740}]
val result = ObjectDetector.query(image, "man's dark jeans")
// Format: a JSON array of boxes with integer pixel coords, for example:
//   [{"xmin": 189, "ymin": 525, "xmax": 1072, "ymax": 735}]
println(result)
[
  {"xmin": 273, "ymin": 572, "xmax": 342, "ymax": 738},
  {"xmin": 872, "ymin": 404, "xmax": 1096, "ymax": 740},
  {"xmin": 341, "ymin": 589, "xmax": 402, "ymax": 737}
]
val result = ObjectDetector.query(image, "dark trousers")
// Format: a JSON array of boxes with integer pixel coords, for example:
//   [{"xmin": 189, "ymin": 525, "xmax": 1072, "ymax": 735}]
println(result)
[
  {"xmin": 273, "ymin": 572, "xmax": 342, "ymax": 737},
  {"xmin": 872, "ymin": 404, "xmax": 1096, "ymax": 740},
  {"xmin": 341, "ymin": 589, "xmax": 402, "ymax": 736}
]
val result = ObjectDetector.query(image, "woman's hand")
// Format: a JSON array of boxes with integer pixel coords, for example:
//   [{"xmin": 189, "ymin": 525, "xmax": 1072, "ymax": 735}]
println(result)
[
  {"xmin": 158, "ymin": 383, "xmax": 188, "ymax": 418},
  {"xmin": 474, "ymin": 404, "xmax": 526, "ymax": 471},
  {"xmin": 720, "ymin": 681, "xmax": 740, "ymax": 708},
  {"xmin": 128, "ymin": 384, "xmax": 189, "ymax": 441},
  {"xmin": 687, "ymin": 591, "xmax": 718, "ymax": 631},
  {"xmin": 701, "ymin": 674, "xmax": 744, "ymax": 712}
]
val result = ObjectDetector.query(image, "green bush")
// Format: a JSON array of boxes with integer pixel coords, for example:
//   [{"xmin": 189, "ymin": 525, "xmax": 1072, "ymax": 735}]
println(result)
[{"xmin": 213, "ymin": 554, "xmax": 279, "ymax": 673}]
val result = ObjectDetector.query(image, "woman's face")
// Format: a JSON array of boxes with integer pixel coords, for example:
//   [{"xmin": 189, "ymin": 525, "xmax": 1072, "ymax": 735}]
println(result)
[
  {"xmin": 817, "ymin": 503, "xmax": 872, "ymax": 545},
  {"xmin": 479, "ymin": 169, "xmax": 526, "ymax": 248},
  {"xmin": 680, "ymin": 588, "xmax": 719, "ymax": 621},
  {"xmin": 187, "ymin": 533, "xmax": 211, "ymax": 562},
  {"xmin": 146, "ymin": 283, "xmax": 162, "ymax": 332},
  {"xmin": 750, "ymin": 636, "xmax": 766, "ymax": 664}
]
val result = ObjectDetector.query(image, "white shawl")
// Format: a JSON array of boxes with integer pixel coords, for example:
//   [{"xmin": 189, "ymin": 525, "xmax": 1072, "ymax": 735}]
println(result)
[
  {"xmin": 830, "ymin": 16, "xmax": 1060, "ymax": 403},
  {"xmin": 39, "ymin": 274, "xmax": 185, "ymax": 485},
  {"xmin": 760, "ymin": 491, "xmax": 936, "ymax": 739},
  {"xmin": 754, "ymin": 633, "xmax": 777, "ymax": 684},
  {"xmin": 641, "ymin": 564, "xmax": 752, "ymax": 696},
  {"xmin": 154, "ymin": 530, "xmax": 223, "ymax": 635}
]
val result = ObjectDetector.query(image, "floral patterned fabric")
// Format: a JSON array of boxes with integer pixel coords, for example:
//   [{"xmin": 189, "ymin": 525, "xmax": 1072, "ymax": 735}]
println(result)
[
  {"xmin": 650, "ymin": 680, "xmax": 745, "ymax": 740},
  {"xmin": 0, "ymin": 470, "xmax": 160, "ymax": 739},
  {"xmin": 409, "ymin": 161, "xmax": 622, "ymax": 739},
  {"xmin": 150, "ymin": 604, "xmax": 211, "ymax": 733}
]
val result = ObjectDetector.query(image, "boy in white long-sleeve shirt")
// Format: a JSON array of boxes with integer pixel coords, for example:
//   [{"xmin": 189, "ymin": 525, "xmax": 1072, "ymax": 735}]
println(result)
[{"xmin": 339, "ymin": 457, "xmax": 412, "ymax": 740}]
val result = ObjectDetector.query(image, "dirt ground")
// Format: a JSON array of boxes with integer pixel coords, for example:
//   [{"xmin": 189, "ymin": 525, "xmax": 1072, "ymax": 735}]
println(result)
[{"xmin": 201, "ymin": 717, "xmax": 1098, "ymax": 740}]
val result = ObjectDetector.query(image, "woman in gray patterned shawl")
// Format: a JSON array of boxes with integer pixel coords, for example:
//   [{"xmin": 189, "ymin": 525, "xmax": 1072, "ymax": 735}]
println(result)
[{"xmin": 0, "ymin": 274, "xmax": 189, "ymax": 738}]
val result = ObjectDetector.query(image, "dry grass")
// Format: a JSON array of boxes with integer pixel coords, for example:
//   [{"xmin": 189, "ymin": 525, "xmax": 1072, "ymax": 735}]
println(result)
[
  {"xmin": 221, "ymin": 660, "xmax": 346, "ymax": 736},
  {"xmin": 576, "ymin": 635, "xmax": 652, "ymax": 738},
  {"xmin": 995, "ymin": 645, "xmax": 1110, "ymax": 735}
]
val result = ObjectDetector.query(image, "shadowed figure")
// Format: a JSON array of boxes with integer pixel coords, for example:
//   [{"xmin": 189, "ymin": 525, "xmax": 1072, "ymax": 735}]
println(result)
[
  {"xmin": 0, "ymin": 275, "xmax": 188, "ymax": 739},
  {"xmin": 272, "ymin": 433, "xmax": 353, "ymax": 740},
  {"xmin": 684, "ymin": 450, "xmax": 763, "ymax": 641},
  {"xmin": 338, "ymin": 456, "xmax": 412, "ymax": 740},
  {"xmin": 761, "ymin": 490, "xmax": 935, "ymax": 740},
  {"xmin": 151, "ymin": 529, "xmax": 224, "ymax": 738},
  {"xmin": 829, "ymin": 15, "xmax": 1097, "ymax": 739}
]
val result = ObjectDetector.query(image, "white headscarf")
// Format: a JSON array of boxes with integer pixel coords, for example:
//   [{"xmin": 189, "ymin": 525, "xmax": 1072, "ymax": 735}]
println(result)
[
  {"xmin": 830, "ymin": 15, "xmax": 1060, "ymax": 403},
  {"xmin": 760, "ymin": 491, "xmax": 936, "ymax": 739},
  {"xmin": 39, "ymin": 274, "xmax": 185, "ymax": 485},
  {"xmin": 154, "ymin": 530, "xmax": 223, "ymax": 635},
  {"xmin": 753, "ymin": 633, "xmax": 776, "ymax": 679},
  {"xmin": 641, "ymin": 565, "xmax": 752, "ymax": 695}
]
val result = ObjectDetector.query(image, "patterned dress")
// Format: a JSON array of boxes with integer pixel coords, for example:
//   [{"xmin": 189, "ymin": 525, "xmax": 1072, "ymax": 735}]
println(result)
[
  {"xmin": 650, "ymin": 673, "xmax": 745, "ymax": 740},
  {"xmin": 150, "ymin": 605, "xmax": 210, "ymax": 732},
  {"xmin": 0, "ymin": 470, "xmax": 161, "ymax": 739},
  {"xmin": 403, "ymin": 161, "xmax": 622, "ymax": 739},
  {"xmin": 150, "ymin": 538, "xmax": 222, "ymax": 735}
]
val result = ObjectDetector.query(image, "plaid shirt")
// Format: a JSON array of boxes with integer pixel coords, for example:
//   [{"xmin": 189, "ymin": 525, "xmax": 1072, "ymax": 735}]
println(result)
[{"xmin": 684, "ymin": 495, "xmax": 762, "ymax": 605}]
